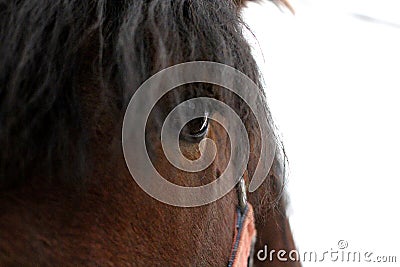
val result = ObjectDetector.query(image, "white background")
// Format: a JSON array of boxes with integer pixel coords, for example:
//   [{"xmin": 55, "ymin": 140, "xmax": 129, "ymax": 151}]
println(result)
[{"xmin": 243, "ymin": 0, "xmax": 400, "ymax": 266}]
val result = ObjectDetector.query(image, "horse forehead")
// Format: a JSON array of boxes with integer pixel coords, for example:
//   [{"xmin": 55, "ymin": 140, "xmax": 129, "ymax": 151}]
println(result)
[{"xmin": 0, "ymin": 0, "xmax": 263, "ymax": 265}]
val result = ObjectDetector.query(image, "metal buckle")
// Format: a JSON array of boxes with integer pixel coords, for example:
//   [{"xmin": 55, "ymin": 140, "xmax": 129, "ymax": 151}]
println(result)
[{"xmin": 237, "ymin": 176, "xmax": 247, "ymax": 214}]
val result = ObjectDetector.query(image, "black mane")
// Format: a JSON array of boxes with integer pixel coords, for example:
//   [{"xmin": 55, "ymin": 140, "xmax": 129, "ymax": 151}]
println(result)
[{"xmin": 0, "ymin": 0, "xmax": 281, "ymax": 189}]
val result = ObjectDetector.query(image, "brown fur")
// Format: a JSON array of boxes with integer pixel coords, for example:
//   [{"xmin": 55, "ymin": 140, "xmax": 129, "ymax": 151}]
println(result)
[{"xmin": 0, "ymin": 0, "xmax": 299, "ymax": 266}]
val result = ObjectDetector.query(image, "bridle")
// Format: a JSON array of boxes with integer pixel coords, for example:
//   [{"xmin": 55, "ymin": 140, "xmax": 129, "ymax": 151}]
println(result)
[{"xmin": 228, "ymin": 176, "xmax": 257, "ymax": 267}]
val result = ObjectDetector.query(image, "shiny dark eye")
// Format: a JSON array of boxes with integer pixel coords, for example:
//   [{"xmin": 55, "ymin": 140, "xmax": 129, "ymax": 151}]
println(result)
[{"xmin": 180, "ymin": 116, "xmax": 209, "ymax": 142}]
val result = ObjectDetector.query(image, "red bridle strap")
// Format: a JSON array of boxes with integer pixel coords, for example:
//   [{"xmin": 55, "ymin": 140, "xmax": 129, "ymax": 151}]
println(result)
[{"xmin": 228, "ymin": 204, "xmax": 257, "ymax": 267}]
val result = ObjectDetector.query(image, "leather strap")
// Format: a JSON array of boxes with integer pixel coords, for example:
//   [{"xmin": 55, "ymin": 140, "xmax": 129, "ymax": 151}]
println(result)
[{"xmin": 228, "ymin": 204, "xmax": 257, "ymax": 267}]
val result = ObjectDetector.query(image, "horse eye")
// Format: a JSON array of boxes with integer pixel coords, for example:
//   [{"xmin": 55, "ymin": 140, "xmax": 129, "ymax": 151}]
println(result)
[{"xmin": 180, "ymin": 116, "xmax": 209, "ymax": 142}]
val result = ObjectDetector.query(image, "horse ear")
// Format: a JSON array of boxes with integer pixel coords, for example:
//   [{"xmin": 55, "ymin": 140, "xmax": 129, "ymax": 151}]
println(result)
[{"xmin": 236, "ymin": 0, "xmax": 295, "ymax": 14}]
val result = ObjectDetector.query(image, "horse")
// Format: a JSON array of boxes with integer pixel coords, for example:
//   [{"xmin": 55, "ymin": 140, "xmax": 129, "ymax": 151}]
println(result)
[{"xmin": 0, "ymin": 0, "xmax": 299, "ymax": 266}]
